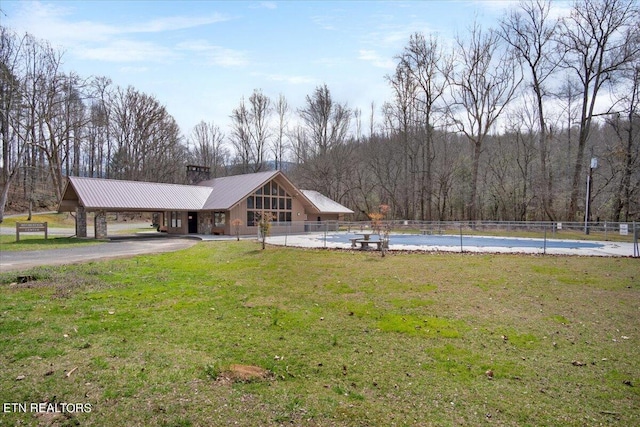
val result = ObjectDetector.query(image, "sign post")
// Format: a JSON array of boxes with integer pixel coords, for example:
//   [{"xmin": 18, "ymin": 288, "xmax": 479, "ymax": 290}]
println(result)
[{"xmin": 16, "ymin": 222, "xmax": 48, "ymax": 242}]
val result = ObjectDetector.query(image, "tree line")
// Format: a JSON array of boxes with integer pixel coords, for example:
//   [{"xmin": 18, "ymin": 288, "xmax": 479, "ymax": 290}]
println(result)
[{"xmin": 1, "ymin": 0, "xmax": 639, "ymax": 223}]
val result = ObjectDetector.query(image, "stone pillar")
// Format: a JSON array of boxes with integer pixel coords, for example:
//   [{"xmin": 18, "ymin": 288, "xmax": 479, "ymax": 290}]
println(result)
[
  {"xmin": 76, "ymin": 206, "xmax": 87, "ymax": 237},
  {"xmin": 94, "ymin": 210, "xmax": 108, "ymax": 239}
]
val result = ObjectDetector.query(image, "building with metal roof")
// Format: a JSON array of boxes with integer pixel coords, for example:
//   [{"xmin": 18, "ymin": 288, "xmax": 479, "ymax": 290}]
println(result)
[{"xmin": 58, "ymin": 169, "xmax": 353, "ymax": 238}]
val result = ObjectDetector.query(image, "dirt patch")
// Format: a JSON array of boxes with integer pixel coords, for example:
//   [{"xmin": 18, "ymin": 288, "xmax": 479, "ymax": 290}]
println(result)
[{"xmin": 216, "ymin": 364, "xmax": 272, "ymax": 385}]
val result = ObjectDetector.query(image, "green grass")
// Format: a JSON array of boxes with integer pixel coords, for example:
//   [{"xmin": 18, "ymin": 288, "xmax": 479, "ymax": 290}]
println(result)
[
  {"xmin": 0, "ymin": 213, "xmax": 76, "ymax": 228},
  {"xmin": 0, "ymin": 243, "xmax": 638, "ymax": 426},
  {"xmin": 0, "ymin": 235, "xmax": 104, "ymax": 251}
]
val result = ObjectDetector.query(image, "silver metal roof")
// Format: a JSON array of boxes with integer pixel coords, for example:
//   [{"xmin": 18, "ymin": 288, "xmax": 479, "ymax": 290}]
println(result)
[
  {"xmin": 200, "ymin": 170, "xmax": 279, "ymax": 210},
  {"xmin": 59, "ymin": 172, "xmax": 353, "ymax": 215},
  {"xmin": 63, "ymin": 177, "xmax": 212, "ymax": 211},
  {"xmin": 300, "ymin": 190, "xmax": 354, "ymax": 214}
]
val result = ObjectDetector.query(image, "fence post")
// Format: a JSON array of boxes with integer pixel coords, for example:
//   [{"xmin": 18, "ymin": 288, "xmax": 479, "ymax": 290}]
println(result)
[
  {"xmin": 634, "ymin": 222, "xmax": 638, "ymax": 258},
  {"xmin": 459, "ymin": 223, "xmax": 464, "ymax": 253},
  {"xmin": 543, "ymin": 225, "xmax": 547, "ymax": 255}
]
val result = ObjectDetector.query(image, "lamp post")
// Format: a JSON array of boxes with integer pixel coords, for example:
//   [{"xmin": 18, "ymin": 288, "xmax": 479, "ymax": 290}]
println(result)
[{"xmin": 584, "ymin": 157, "xmax": 597, "ymax": 235}]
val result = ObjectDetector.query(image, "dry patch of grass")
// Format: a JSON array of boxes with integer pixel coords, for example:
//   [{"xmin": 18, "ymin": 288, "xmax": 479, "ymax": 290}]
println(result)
[{"xmin": 215, "ymin": 364, "xmax": 273, "ymax": 385}]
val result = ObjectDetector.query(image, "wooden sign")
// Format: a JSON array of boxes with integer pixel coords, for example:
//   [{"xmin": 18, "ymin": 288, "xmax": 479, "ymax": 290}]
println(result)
[{"xmin": 16, "ymin": 222, "xmax": 48, "ymax": 241}]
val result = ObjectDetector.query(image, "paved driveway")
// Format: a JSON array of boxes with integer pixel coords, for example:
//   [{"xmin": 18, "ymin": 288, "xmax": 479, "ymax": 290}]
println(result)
[{"xmin": 0, "ymin": 236, "xmax": 198, "ymax": 272}]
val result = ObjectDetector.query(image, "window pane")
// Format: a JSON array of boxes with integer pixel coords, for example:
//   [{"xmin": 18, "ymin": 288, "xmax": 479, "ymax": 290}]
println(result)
[
  {"xmin": 279, "ymin": 198, "xmax": 285, "ymax": 210},
  {"xmin": 214, "ymin": 212, "xmax": 225, "ymax": 227},
  {"xmin": 247, "ymin": 196, "xmax": 254, "ymax": 209},
  {"xmin": 264, "ymin": 197, "xmax": 270, "ymax": 208},
  {"xmin": 278, "ymin": 212, "xmax": 285, "ymax": 222},
  {"xmin": 263, "ymin": 183, "xmax": 270, "ymax": 194},
  {"xmin": 256, "ymin": 197, "xmax": 263, "ymax": 209},
  {"xmin": 247, "ymin": 211, "xmax": 255, "ymax": 226},
  {"xmin": 286, "ymin": 198, "xmax": 292, "ymax": 210},
  {"xmin": 279, "ymin": 187, "xmax": 285, "ymax": 197},
  {"xmin": 256, "ymin": 188, "xmax": 262, "ymax": 195},
  {"xmin": 285, "ymin": 212, "xmax": 291, "ymax": 222},
  {"xmin": 272, "ymin": 183, "xmax": 278, "ymax": 195},
  {"xmin": 272, "ymin": 198, "xmax": 278, "ymax": 209}
]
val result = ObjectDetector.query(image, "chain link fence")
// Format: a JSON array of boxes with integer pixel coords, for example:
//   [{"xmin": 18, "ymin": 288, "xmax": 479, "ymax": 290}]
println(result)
[{"xmin": 266, "ymin": 220, "xmax": 639, "ymax": 257}]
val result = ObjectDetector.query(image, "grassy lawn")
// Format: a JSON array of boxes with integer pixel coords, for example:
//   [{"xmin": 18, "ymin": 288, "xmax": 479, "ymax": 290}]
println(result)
[
  {"xmin": 0, "ymin": 213, "xmax": 76, "ymax": 229},
  {"xmin": 0, "ymin": 242, "xmax": 638, "ymax": 426},
  {"xmin": 0, "ymin": 235, "xmax": 105, "ymax": 252}
]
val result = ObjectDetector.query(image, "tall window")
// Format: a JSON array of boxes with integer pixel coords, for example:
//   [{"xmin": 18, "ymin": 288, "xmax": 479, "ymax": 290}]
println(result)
[
  {"xmin": 246, "ymin": 181, "xmax": 292, "ymax": 226},
  {"xmin": 170, "ymin": 212, "xmax": 182, "ymax": 228},
  {"xmin": 214, "ymin": 212, "xmax": 225, "ymax": 227}
]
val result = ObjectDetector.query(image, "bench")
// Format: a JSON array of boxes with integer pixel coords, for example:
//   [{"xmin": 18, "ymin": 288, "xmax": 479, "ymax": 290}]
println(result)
[{"xmin": 356, "ymin": 239, "xmax": 382, "ymax": 251}]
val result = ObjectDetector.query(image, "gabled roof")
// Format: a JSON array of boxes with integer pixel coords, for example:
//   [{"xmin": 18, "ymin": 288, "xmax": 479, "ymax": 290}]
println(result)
[
  {"xmin": 300, "ymin": 190, "xmax": 354, "ymax": 214},
  {"xmin": 58, "ymin": 171, "xmax": 353, "ymax": 216},
  {"xmin": 200, "ymin": 170, "xmax": 280, "ymax": 210},
  {"xmin": 60, "ymin": 176, "xmax": 212, "ymax": 212}
]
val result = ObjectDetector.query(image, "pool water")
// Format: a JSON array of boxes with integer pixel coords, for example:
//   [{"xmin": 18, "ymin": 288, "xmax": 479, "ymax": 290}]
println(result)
[{"xmin": 323, "ymin": 233, "xmax": 604, "ymax": 249}]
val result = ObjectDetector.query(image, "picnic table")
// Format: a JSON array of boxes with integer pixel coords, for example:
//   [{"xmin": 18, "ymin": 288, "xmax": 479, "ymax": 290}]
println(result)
[{"xmin": 350, "ymin": 233, "xmax": 383, "ymax": 250}]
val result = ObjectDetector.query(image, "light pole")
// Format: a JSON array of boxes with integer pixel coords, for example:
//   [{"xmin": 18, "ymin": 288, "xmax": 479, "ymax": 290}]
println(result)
[{"xmin": 584, "ymin": 157, "xmax": 597, "ymax": 235}]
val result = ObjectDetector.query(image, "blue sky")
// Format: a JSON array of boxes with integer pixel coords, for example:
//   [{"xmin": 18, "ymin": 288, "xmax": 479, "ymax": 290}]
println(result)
[{"xmin": 1, "ymin": 0, "xmax": 570, "ymax": 137}]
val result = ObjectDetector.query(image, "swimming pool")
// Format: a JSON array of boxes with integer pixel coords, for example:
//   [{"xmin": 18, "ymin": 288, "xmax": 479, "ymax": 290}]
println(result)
[
  {"xmin": 265, "ymin": 231, "xmax": 634, "ymax": 256},
  {"xmin": 323, "ymin": 233, "xmax": 604, "ymax": 250}
]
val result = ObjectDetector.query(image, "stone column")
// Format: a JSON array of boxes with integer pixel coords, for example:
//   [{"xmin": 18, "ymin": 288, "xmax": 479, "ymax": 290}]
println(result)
[
  {"xmin": 94, "ymin": 210, "xmax": 108, "ymax": 239},
  {"xmin": 76, "ymin": 206, "xmax": 87, "ymax": 237}
]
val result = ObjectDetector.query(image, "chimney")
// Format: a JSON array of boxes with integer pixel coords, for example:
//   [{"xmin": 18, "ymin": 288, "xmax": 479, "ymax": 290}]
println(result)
[{"xmin": 186, "ymin": 165, "xmax": 211, "ymax": 185}]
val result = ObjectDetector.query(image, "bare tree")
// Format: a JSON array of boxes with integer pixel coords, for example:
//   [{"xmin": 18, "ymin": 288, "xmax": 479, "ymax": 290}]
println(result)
[
  {"xmin": 397, "ymin": 32, "xmax": 451, "ymax": 220},
  {"xmin": 108, "ymin": 86, "xmax": 184, "ymax": 183},
  {"xmin": 558, "ymin": 0, "xmax": 639, "ymax": 220},
  {"xmin": 295, "ymin": 84, "xmax": 352, "ymax": 201},
  {"xmin": 189, "ymin": 121, "xmax": 228, "ymax": 178},
  {"xmin": 298, "ymin": 84, "xmax": 351, "ymax": 157},
  {"xmin": 229, "ymin": 97, "xmax": 251, "ymax": 173},
  {"xmin": 0, "ymin": 27, "xmax": 27, "ymax": 222},
  {"xmin": 20, "ymin": 34, "xmax": 68, "ymax": 204},
  {"xmin": 229, "ymin": 89, "xmax": 271, "ymax": 172},
  {"xmin": 272, "ymin": 94, "xmax": 289, "ymax": 170},
  {"xmin": 607, "ymin": 62, "xmax": 640, "ymax": 221},
  {"xmin": 85, "ymin": 76, "xmax": 113, "ymax": 178},
  {"xmin": 500, "ymin": 0, "xmax": 560, "ymax": 220},
  {"xmin": 447, "ymin": 22, "xmax": 522, "ymax": 221},
  {"xmin": 247, "ymin": 89, "xmax": 271, "ymax": 171},
  {"xmin": 385, "ymin": 63, "xmax": 419, "ymax": 219}
]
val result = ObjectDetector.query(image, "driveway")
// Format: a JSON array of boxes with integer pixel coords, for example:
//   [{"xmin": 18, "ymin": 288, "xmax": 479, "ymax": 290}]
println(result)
[{"xmin": 0, "ymin": 236, "xmax": 199, "ymax": 272}]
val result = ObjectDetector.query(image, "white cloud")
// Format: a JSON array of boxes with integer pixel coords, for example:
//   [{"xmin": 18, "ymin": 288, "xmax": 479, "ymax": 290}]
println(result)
[
  {"xmin": 177, "ymin": 40, "xmax": 249, "ymax": 67},
  {"xmin": 9, "ymin": 1, "xmax": 229, "ymax": 43},
  {"xmin": 264, "ymin": 74, "xmax": 316, "ymax": 85},
  {"xmin": 122, "ymin": 14, "xmax": 230, "ymax": 34},
  {"xmin": 252, "ymin": 2, "xmax": 278, "ymax": 10},
  {"xmin": 119, "ymin": 66, "xmax": 150, "ymax": 74},
  {"xmin": 80, "ymin": 39, "xmax": 178, "ymax": 63},
  {"xmin": 358, "ymin": 49, "xmax": 395, "ymax": 69},
  {"xmin": 312, "ymin": 15, "xmax": 339, "ymax": 31},
  {"xmin": 312, "ymin": 57, "xmax": 347, "ymax": 68}
]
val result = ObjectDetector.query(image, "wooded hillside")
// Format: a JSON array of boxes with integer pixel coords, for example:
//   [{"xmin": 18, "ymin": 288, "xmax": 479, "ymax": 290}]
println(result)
[{"xmin": 1, "ymin": 0, "xmax": 638, "ymax": 222}]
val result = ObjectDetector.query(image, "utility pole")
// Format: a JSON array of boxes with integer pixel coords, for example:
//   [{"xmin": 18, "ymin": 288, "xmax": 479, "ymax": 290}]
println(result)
[{"xmin": 584, "ymin": 157, "xmax": 597, "ymax": 234}]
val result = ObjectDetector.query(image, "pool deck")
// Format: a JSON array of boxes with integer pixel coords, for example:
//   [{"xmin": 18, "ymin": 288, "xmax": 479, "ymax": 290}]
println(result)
[{"xmin": 262, "ymin": 232, "xmax": 637, "ymax": 257}]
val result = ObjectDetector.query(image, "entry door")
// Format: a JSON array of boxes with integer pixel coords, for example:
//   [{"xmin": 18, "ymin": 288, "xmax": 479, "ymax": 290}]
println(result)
[{"xmin": 188, "ymin": 212, "xmax": 198, "ymax": 233}]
